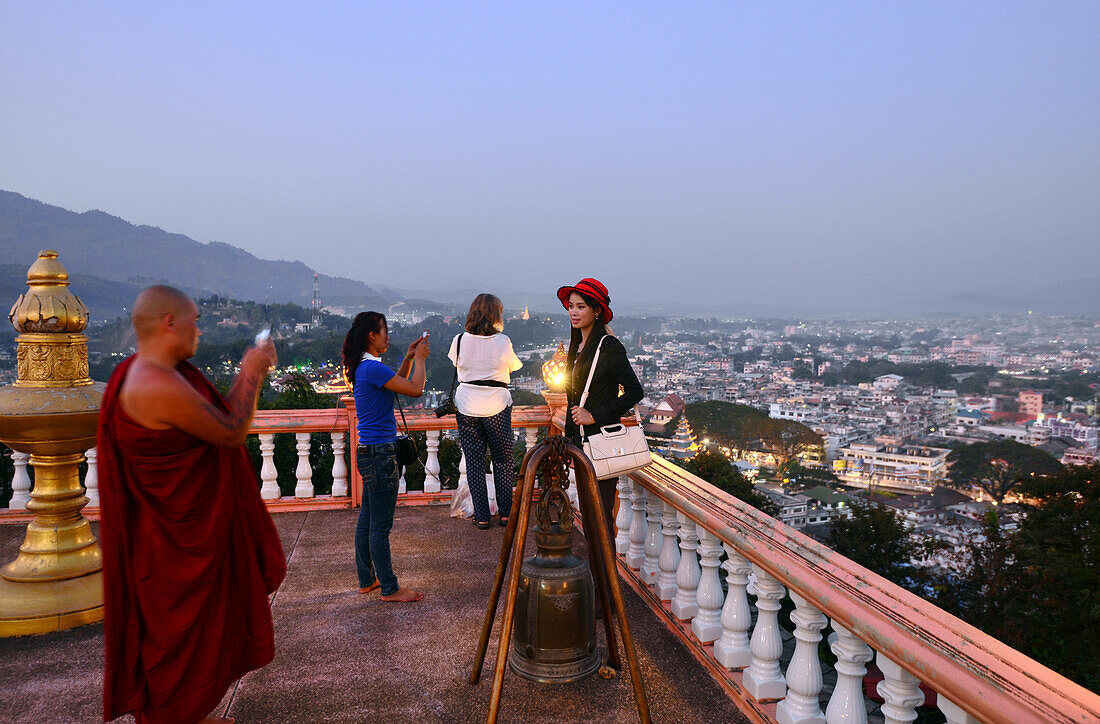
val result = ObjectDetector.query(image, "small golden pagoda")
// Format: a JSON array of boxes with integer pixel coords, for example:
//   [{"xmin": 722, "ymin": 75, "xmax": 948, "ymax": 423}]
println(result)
[{"xmin": 0, "ymin": 250, "xmax": 106, "ymax": 636}]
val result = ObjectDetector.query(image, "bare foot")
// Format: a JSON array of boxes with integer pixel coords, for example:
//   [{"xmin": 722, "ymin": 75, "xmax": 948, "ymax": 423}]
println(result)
[
  {"xmin": 380, "ymin": 587, "xmax": 423, "ymax": 603},
  {"xmin": 359, "ymin": 581, "xmax": 381, "ymax": 594}
]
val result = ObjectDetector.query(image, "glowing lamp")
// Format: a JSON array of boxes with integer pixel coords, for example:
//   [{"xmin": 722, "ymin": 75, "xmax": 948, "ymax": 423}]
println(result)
[{"xmin": 542, "ymin": 343, "xmax": 568, "ymax": 391}]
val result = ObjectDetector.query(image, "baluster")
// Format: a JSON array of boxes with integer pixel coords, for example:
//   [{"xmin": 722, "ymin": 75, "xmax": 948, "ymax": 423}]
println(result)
[
  {"xmin": 9, "ymin": 451, "xmax": 31, "ymax": 510},
  {"xmin": 484, "ymin": 456, "xmax": 498, "ymax": 515},
  {"xmin": 670, "ymin": 513, "xmax": 700, "ymax": 620},
  {"xmin": 744, "ymin": 564, "xmax": 787, "ymax": 701},
  {"xmin": 714, "ymin": 545, "xmax": 753, "ymax": 669},
  {"xmin": 691, "ymin": 527, "xmax": 724, "ymax": 644},
  {"xmin": 640, "ymin": 490, "xmax": 662, "ymax": 585},
  {"xmin": 83, "ymin": 447, "xmax": 100, "ymax": 508},
  {"xmin": 458, "ymin": 450, "xmax": 470, "ymax": 498},
  {"xmin": 294, "ymin": 432, "xmax": 314, "ymax": 498},
  {"xmin": 398, "ymin": 465, "xmax": 407, "ymax": 495},
  {"xmin": 626, "ymin": 482, "xmax": 647, "ymax": 569},
  {"xmin": 423, "ymin": 430, "xmax": 441, "ymax": 493},
  {"xmin": 330, "ymin": 432, "xmax": 348, "ymax": 497},
  {"xmin": 938, "ymin": 696, "xmax": 980, "ymax": 724},
  {"xmin": 524, "ymin": 426, "xmax": 537, "ymax": 453},
  {"xmin": 825, "ymin": 622, "xmax": 873, "ymax": 724},
  {"xmin": 876, "ymin": 653, "xmax": 924, "ymax": 724},
  {"xmin": 614, "ymin": 476, "xmax": 633, "ymax": 555},
  {"xmin": 567, "ymin": 465, "xmax": 579, "ymax": 508},
  {"xmin": 776, "ymin": 591, "xmax": 827, "ymax": 724},
  {"xmin": 259, "ymin": 433, "xmax": 280, "ymax": 500},
  {"xmin": 656, "ymin": 501, "xmax": 680, "ymax": 600}
]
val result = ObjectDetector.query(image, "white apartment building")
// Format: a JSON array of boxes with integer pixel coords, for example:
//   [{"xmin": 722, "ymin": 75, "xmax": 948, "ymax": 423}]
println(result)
[{"xmin": 837, "ymin": 442, "xmax": 951, "ymax": 487}]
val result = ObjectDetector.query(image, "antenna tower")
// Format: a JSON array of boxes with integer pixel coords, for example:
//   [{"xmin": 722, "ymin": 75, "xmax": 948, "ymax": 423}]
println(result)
[{"xmin": 311, "ymin": 274, "xmax": 322, "ymax": 329}]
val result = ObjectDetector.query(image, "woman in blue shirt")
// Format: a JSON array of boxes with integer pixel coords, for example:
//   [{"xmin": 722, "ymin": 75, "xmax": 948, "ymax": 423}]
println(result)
[{"xmin": 342, "ymin": 311, "xmax": 429, "ymax": 603}]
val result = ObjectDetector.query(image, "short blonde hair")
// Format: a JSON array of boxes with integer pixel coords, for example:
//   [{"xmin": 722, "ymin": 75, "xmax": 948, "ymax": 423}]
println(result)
[{"xmin": 465, "ymin": 293, "xmax": 504, "ymax": 336}]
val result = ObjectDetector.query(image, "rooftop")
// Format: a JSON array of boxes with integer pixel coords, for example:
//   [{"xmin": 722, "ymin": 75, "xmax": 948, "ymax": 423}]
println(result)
[{"xmin": 0, "ymin": 506, "xmax": 741, "ymax": 723}]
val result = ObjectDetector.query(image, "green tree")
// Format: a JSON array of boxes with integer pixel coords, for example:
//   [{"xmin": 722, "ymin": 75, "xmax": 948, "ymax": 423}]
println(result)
[
  {"xmin": 827, "ymin": 499, "xmax": 918, "ymax": 586},
  {"xmin": 935, "ymin": 465, "xmax": 1100, "ymax": 692},
  {"xmin": 680, "ymin": 450, "xmax": 777, "ymax": 515},
  {"xmin": 946, "ymin": 440, "xmax": 1064, "ymax": 504}
]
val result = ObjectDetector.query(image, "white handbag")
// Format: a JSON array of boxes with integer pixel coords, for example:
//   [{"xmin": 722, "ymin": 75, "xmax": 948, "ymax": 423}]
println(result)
[{"xmin": 578, "ymin": 336, "xmax": 653, "ymax": 479}]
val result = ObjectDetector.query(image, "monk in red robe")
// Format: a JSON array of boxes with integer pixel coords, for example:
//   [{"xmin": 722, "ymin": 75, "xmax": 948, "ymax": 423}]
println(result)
[{"xmin": 97, "ymin": 285, "xmax": 287, "ymax": 724}]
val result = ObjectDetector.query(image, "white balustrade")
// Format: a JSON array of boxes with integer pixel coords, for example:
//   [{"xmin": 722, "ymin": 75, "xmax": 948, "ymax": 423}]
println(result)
[
  {"xmin": 423, "ymin": 430, "xmax": 441, "ymax": 493},
  {"xmin": 938, "ymin": 696, "xmax": 981, "ymax": 724},
  {"xmin": 9, "ymin": 451, "xmax": 31, "ymax": 510},
  {"xmin": 656, "ymin": 501, "xmax": 680, "ymax": 601},
  {"xmin": 640, "ymin": 490, "xmax": 662, "ymax": 585},
  {"xmin": 825, "ymin": 622, "xmax": 873, "ymax": 724},
  {"xmin": 670, "ymin": 512, "xmax": 700, "ymax": 620},
  {"xmin": 330, "ymin": 432, "xmax": 348, "ymax": 497},
  {"xmin": 744, "ymin": 564, "xmax": 787, "ymax": 701},
  {"xmin": 259, "ymin": 433, "xmax": 280, "ymax": 500},
  {"xmin": 614, "ymin": 477, "xmax": 633, "ymax": 555},
  {"xmin": 524, "ymin": 426, "xmax": 537, "ymax": 453},
  {"xmin": 776, "ymin": 591, "xmax": 827, "ymax": 724},
  {"xmin": 714, "ymin": 545, "xmax": 753, "ymax": 669},
  {"xmin": 876, "ymin": 653, "xmax": 924, "ymax": 724},
  {"xmin": 626, "ymin": 482, "xmax": 647, "ymax": 570},
  {"xmin": 458, "ymin": 450, "xmax": 469, "ymax": 498},
  {"xmin": 83, "ymin": 447, "xmax": 99, "ymax": 508},
  {"xmin": 691, "ymin": 527, "xmax": 724, "ymax": 644},
  {"xmin": 294, "ymin": 433, "xmax": 314, "ymax": 498}
]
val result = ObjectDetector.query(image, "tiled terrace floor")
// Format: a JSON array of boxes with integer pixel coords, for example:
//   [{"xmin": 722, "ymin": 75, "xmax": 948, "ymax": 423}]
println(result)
[{"xmin": 0, "ymin": 505, "xmax": 746, "ymax": 723}]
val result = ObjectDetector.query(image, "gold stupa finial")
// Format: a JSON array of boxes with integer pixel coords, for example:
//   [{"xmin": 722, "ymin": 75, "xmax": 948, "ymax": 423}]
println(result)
[
  {"xmin": 9, "ymin": 250, "xmax": 93, "ymax": 387},
  {"xmin": 9, "ymin": 250, "xmax": 89, "ymax": 334}
]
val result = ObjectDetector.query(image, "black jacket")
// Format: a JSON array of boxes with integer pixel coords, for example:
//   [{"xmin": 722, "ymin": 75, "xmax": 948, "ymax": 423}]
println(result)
[{"xmin": 565, "ymin": 333, "xmax": 644, "ymax": 444}]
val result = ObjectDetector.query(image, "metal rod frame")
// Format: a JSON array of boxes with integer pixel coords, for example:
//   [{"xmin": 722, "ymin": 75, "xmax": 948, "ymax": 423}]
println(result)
[{"xmin": 469, "ymin": 437, "xmax": 651, "ymax": 723}]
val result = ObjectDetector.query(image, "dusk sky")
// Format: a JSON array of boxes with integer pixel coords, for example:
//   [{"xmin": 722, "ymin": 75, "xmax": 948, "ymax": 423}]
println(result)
[{"xmin": 2, "ymin": 2, "xmax": 1097, "ymax": 312}]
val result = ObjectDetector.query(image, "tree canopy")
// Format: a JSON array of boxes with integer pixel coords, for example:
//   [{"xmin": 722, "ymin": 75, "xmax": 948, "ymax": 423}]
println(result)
[
  {"xmin": 933, "ymin": 464, "xmax": 1100, "ymax": 692},
  {"xmin": 946, "ymin": 440, "xmax": 1064, "ymax": 504},
  {"xmin": 827, "ymin": 499, "xmax": 919, "ymax": 587},
  {"xmin": 679, "ymin": 450, "xmax": 777, "ymax": 515},
  {"xmin": 683, "ymin": 401, "xmax": 823, "ymax": 467}
]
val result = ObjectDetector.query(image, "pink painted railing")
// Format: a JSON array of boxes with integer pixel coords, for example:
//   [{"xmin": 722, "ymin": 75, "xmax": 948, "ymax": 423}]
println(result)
[{"xmin": 611, "ymin": 455, "xmax": 1100, "ymax": 724}]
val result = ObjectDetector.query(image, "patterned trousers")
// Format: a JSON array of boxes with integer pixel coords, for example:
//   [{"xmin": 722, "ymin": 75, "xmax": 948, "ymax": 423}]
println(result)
[{"xmin": 456, "ymin": 406, "xmax": 515, "ymax": 523}]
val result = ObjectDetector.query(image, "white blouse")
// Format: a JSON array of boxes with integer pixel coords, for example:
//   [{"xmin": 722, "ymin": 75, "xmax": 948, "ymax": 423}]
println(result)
[{"xmin": 447, "ymin": 333, "xmax": 523, "ymax": 417}]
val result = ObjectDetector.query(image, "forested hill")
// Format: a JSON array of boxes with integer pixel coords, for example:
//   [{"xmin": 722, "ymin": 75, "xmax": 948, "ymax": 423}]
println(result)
[{"xmin": 0, "ymin": 190, "xmax": 395, "ymax": 308}]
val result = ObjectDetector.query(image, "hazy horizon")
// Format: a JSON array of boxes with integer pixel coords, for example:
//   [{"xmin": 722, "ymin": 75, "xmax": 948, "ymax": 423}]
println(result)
[{"xmin": 2, "ymin": 3, "xmax": 1097, "ymax": 312}]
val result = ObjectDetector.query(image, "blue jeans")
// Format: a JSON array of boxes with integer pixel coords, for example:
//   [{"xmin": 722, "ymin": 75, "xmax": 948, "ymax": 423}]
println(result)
[{"xmin": 355, "ymin": 442, "xmax": 400, "ymax": 595}]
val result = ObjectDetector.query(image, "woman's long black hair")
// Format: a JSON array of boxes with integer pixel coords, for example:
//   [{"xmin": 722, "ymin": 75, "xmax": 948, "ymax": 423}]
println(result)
[
  {"xmin": 342, "ymin": 311, "xmax": 386, "ymax": 386},
  {"xmin": 565, "ymin": 290, "xmax": 609, "ymax": 376}
]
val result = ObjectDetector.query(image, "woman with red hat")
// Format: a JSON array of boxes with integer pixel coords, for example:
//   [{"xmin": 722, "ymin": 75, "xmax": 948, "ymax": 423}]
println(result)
[{"xmin": 553, "ymin": 278, "xmax": 644, "ymax": 538}]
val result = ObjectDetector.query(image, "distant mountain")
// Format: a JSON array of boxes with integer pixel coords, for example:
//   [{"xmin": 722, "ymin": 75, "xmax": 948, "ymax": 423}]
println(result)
[{"xmin": 0, "ymin": 190, "xmax": 398, "ymax": 309}]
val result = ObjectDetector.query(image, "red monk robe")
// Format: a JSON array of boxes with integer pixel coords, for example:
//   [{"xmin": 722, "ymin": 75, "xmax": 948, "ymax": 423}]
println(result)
[{"xmin": 98, "ymin": 356, "xmax": 287, "ymax": 724}]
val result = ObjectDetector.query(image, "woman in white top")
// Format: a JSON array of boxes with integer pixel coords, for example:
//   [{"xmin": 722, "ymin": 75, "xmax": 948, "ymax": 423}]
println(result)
[{"xmin": 449, "ymin": 294, "xmax": 523, "ymax": 529}]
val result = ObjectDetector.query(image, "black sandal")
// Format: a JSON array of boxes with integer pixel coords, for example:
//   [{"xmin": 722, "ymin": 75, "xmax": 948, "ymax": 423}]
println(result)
[
  {"xmin": 476, "ymin": 520, "xmax": 491, "ymax": 530},
  {"xmin": 498, "ymin": 516, "xmax": 509, "ymax": 527}
]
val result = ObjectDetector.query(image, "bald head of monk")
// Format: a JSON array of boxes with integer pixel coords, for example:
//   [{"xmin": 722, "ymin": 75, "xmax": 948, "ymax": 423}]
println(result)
[{"xmin": 132, "ymin": 285, "xmax": 201, "ymax": 359}]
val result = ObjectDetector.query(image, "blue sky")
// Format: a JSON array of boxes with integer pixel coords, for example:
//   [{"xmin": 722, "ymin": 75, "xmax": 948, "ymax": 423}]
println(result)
[{"xmin": 2, "ymin": 2, "xmax": 1097, "ymax": 311}]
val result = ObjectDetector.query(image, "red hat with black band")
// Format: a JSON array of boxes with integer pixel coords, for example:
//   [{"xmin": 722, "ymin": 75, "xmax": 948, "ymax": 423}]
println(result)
[{"xmin": 556, "ymin": 278, "xmax": 613, "ymax": 323}]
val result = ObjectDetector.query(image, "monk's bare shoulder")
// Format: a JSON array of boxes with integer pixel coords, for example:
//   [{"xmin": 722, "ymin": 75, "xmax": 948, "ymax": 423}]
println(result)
[{"xmin": 119, "ymin": 359, "xmax": 201, "ymax": 430}]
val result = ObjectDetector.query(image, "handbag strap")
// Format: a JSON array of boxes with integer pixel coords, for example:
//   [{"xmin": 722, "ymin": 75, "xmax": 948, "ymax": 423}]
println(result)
[
  {"xmin": 392, "ymin": 379, "xmax": 420, "ymax": 458},
  {"xmin": 578, "ymin": 335, "xmax": 606, "ymax": 409},
  {"xmin": 578, "ymin": 335, "xmax": 643, "ymax": 428},
  {"xmin": 447, "ymin": 333, "xmax": 463, "ymax": 397}
]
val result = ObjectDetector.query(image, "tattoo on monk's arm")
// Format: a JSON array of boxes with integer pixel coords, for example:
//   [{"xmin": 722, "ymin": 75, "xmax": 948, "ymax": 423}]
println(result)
[{"xmin": 225, "ymin": 372, "xmax": 264, "ymax": 431}]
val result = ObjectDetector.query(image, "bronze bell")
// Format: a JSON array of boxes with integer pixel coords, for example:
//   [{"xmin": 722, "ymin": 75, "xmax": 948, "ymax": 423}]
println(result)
[{"xmin": 509, "ymin": 481, "xmax": 600, "ymax": 683}]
